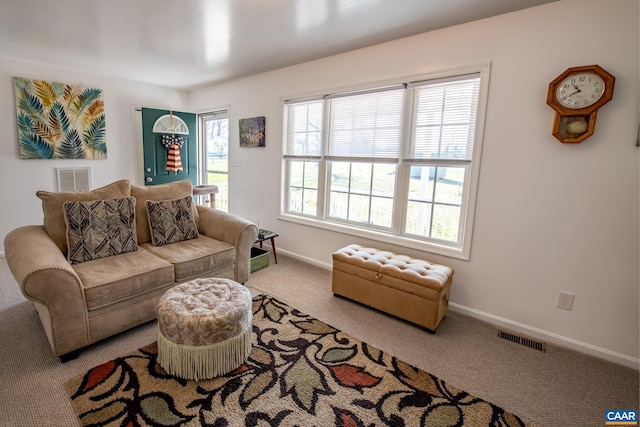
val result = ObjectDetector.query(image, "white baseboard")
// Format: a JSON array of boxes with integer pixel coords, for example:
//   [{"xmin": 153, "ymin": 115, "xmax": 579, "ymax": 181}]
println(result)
[
  {"xmin": 277, "ymin": 247, "xmax": 639, "ymax": 370},
  {"xmin": 270, "ymin": 247, "xmax": 333, "ymax": 271},
  {"xmin": 448, "ymin": 303, "xmax": 639, "ymax": 370}
]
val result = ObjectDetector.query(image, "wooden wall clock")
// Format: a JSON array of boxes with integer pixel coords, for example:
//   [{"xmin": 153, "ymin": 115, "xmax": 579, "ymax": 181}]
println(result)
[{"xmin": 546, "ymin": 65, "xmax": 615, "ymax": 143}]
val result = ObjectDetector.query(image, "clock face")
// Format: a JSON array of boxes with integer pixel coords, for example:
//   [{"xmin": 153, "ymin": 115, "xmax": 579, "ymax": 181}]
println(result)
[{"xmin": 555, "ymin": 72, "xmax": 606, "ymax": 109}]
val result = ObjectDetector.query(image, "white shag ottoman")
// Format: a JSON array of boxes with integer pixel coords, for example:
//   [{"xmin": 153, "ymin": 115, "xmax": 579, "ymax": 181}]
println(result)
[{"xmin": 156, "ymin": 278, "xmax": 253, "ymax": 380}]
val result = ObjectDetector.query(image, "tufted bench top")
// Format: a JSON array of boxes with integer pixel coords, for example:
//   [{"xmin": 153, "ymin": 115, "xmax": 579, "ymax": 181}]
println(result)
[{"xmin": 332, "ymin": 244, "xmax": 453, "ymax": 291}]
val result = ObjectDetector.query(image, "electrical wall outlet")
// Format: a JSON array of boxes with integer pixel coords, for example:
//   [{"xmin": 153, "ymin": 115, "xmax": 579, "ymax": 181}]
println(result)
[{"xmin": 557, "ymin": 291, "xmax": 575, "ymax": 311}]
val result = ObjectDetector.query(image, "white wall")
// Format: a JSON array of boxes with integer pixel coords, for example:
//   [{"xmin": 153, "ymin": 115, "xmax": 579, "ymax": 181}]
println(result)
[
  {"xmin": 0, "ymin": 57, "xmax": 187, "ymax": 251},
  {"xmin": 189, "ymin": 0, "xmax": 639, "ymax": 368}
]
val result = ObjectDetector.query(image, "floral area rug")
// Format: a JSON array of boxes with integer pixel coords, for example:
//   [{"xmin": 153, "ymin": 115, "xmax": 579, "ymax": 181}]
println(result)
[{"xmin": 65, "ymin": 294, "xmax": 530, "ymax": 426}]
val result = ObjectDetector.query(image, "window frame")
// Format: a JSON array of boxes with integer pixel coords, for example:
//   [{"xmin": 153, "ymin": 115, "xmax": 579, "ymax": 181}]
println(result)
[
  {"xmin": 280, "ymin": 62, "xmax": 491, "ymax": 260},
  {"xmin": 198, "ymin": 109, "xmax": 230, "ymax": 212}
]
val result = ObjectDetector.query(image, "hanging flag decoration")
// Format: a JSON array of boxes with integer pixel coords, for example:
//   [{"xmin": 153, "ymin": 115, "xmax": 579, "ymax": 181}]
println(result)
[{"xmin": 161, "ymin": 134, "xmax": 184, "ymax": 173}]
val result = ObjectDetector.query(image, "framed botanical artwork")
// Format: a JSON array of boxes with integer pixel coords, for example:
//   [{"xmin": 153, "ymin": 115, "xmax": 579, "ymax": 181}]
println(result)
[
  {"xmin": 13, "ymin": 77, "xmax": 107, "ymax": 159},
  {"xmin": 239, "ymin": 116, "xmax": 265, "ymax": 147}
]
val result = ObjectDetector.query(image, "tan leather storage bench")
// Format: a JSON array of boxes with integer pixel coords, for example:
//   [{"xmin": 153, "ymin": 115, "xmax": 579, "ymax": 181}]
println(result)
[{"xmin": 332, "ymin": 244, "xmax": 453, "ymax": 332}]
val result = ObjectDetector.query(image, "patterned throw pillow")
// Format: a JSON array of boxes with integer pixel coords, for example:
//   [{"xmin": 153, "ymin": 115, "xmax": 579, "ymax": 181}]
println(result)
[
  {"xmin": 37, "ymin": 179, "xmax": 131, "ymax": 254},
  {"xmin": 63, "ymin": 197, "xmax": 138, "ymax": 264},
  {"xmin": 131, "ymin": 179, "xmax": 198, "ymax": 245},
  {"xmin": 146, "ymin": 196, "xmax": 199, "ymax": 246}
]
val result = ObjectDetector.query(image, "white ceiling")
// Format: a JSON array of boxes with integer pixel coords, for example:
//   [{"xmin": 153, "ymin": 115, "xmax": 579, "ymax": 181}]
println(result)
[{"xmin": 0, "ymin": 0, "xmax": 557, "ymax": 90}]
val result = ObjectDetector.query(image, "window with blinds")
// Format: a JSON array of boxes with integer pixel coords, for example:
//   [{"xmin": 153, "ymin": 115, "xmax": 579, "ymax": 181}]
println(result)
[
  {"xmin": 282, "ymin": 64, "xmax": 489, "ymax": 259},
  {"xmin": 285, "ymin": 99, "xmax": 323, "ymax": 157},
  {"xmin": 327, "ymin": 86, "xmax": 404, "ymax": 160},
  {"xmin": 407, "ymin": 76, "xmax": 479, "ymax": 162}
]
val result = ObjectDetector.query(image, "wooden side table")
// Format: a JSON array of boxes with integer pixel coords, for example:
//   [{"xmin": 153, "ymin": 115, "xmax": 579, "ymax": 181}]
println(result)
[{"xmin": 255, "ymin": 229, "xmax": 279, "ymax": 263}]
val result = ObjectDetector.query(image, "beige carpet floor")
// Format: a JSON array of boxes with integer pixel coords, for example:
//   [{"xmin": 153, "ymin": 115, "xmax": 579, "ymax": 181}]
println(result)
[{"xmin": 0, "ymin": 254, "xmax": 637, "ymax": 426}]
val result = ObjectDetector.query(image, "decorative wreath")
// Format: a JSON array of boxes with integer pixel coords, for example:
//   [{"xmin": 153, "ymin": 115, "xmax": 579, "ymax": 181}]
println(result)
[
  {"xmin": 161, "ymin": 134, "xmax": 184, "ymax": 149},
  {"xmin": 161, "ymin": 134, "xmax": 185, "ymax": 173}
]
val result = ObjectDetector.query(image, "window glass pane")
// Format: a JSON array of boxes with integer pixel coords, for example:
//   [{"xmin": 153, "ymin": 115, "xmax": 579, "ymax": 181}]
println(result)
[
  {"xmin": 289, "ymin": 187, "xmax": 303, "ymax": 213},
  {"xmin": 408, "ymin": 166, "xmax": 435, "ymax": 201},
  {"xmin": 293, "ymin": 134, "xmax": 311, "ymax": 155},
  {"xmin": 328, "ymin": 161, "xmax": 395, "ymax": 229},
  {"xmin": 406, "ymin": 166, "xmax": 464, "ymax": 239},
  {"xmin": 370, "ymin": 196, "xmax": 393, "ymax": 227},
  {"xmin": 286, "ymin": 101, "xmax": 322, "ymax": 156},
  {"xmin": 304, "ymin": 162, "xmax": 318, "ymax": 189},
  {"xmin": 303, "ymin": 189, "xmax": 317, "ymax": 216},
  {"xmin": 290, "ymin": 161, "xmax": 304, "ymax": 187},
  {"xmin": 433, "ymin": 167, "xmax": 464, "ymax": 204},
  {"xmin": 405, "ymin": 200, "xmax": 432, "ymax": 236},
  {"xmin": 349, "ymin": 194, "xmax": 370, "ymax": 223},
  {"xmin": 308, "ymin": 131, "xmax": 321, "ymax": 154},
  {"xmin": 431, "ymin": 204, "xmax": 460, "ymax": 242},
  {"xmin": 330, "ymin": 162, "xmax": 350, "ymax": 193},
  {"xmin": 445, "ymin": 167, "xmax": 465, "ymax": 183},
  {"xmin": 288, "ymin": 160, "xmax": 318, "ymax": 215},
  {"xmin": 350, "ymin": 163, "xmax": 372, "ymax": 194},
  {"xmin": 372, "ymin": 163, "xmax": 396, "ymax": 197},
  {"xmin": 330, "ymin": 191, "xmax": 348, "ymax": 219}
]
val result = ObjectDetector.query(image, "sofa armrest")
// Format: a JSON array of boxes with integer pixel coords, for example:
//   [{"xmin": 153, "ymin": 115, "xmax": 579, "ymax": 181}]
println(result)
[
  {"xmin": 4, "ymin": 225, "xmax": 90, "ymax": 356},
  {"xmin": 196, "ymin": 206, "xmax": 258, "ymax": 283}
]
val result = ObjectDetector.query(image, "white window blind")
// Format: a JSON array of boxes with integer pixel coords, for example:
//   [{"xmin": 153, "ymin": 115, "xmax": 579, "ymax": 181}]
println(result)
[
  {"xmin": 408, "ymin": 75, "xmax": 480, "ymax": 161},
  {"xmin": 327, "ymin": 87, "xmax": 404, "ymax": 159}
]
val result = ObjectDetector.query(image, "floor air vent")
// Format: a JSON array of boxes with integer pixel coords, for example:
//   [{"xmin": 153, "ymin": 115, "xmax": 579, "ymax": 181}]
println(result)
[{"xmin": 497, "ymin": 329, "xmax": 546, "ymax": 352}]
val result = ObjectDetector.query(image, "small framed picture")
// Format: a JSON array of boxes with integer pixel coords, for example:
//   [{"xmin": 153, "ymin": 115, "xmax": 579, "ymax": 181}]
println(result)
[{"xmin": 239, "ymin": 116, "xmax": 265, "ymax": 147}]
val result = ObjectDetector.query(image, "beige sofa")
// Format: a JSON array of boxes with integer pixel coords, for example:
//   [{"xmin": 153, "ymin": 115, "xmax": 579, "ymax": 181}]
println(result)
[{"xmin": 4, "ymin": 179, "xmax": 257, "ymax": 361}]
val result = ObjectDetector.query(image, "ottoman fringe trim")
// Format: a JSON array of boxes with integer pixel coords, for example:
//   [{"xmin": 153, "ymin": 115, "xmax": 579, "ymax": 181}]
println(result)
[{"xmin": 157, "ymin": 321, "xmax": 252, "ymax": 381}]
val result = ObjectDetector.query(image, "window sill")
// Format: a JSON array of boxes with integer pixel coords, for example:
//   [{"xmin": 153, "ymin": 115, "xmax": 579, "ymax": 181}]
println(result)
[{"xmin": 278, "ymin": 213, "xmax": 470, "ymax": 261}]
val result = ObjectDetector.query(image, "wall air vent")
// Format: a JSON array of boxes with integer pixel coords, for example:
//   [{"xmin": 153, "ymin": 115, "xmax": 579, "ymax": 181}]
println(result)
[
  {"xmin": 497, "ymin": 329, "xmax": 546, "ymax": 352},
  {"xmin": 57, "ymin": 168, "xmax": 91, "ymax": 192}
]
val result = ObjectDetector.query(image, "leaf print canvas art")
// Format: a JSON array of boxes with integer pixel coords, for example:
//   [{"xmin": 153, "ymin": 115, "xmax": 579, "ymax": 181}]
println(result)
[{"xmin": 13, "ymin": 77, "xmax": 107, "ymax": 159}]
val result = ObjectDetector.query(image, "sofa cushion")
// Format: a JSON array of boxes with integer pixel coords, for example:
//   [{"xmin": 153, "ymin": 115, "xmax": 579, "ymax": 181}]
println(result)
[
  {"xmin": 72, "ymin": 246, "xmax": 175, "ymax": 311},
  {"xmin": 141, "ymin": 234, "xmax": 235, "ymax": 282},
  {"xmin": 63, "ymin": 197, "xmax": 138, "ymax": 264},
  {"xmin": 36, "ymin": 179, "xmax": 131, "ymax": 254},
  {"xmin": 146, "ymin": 196, "xmax": 198, "ymax": 246},
  {"xmin": 131, "ymin": 180, "xmax": 199, "ymax": 245}
]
